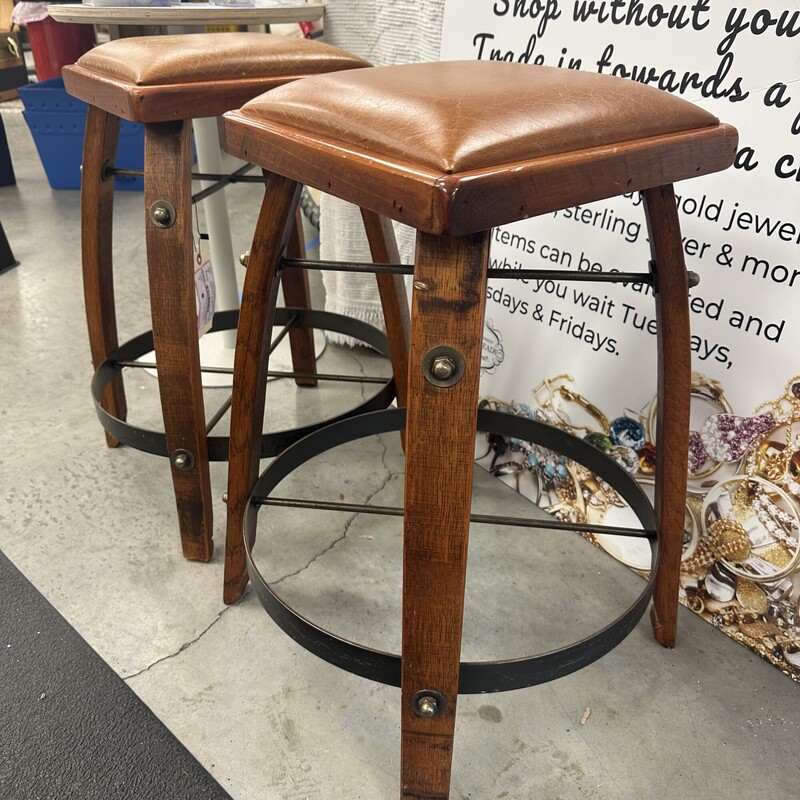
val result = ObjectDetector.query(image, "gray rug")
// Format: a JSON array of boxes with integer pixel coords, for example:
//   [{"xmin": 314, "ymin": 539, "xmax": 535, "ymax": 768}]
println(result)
[{"xmin": 0, "ymin": 549, "xmax": 233, "ymax": 800}]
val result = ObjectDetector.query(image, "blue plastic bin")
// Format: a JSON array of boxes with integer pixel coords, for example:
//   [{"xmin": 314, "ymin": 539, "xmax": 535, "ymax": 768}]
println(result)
[{"xmin": 18, "ymin": 78, "xmax": 144, "ymax": 191}]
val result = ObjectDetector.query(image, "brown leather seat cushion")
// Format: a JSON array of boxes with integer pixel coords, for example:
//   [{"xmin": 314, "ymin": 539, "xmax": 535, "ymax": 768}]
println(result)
[
  {"xmin": 75, "ymin": 32, "xmax": 369, "ymax": 87},
  {"xmin": 238, "ymin": 61, "xmax": 720, "ymax": 173},
  {"xmin": 225, "ymin": 60, "xmax": 735, "ymax": 234}
]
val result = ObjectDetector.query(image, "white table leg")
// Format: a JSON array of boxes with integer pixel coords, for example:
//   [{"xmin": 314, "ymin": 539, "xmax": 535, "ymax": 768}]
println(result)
[
  {"xmin": 193, "ymin": 115, "xmax": 240, "ymax": 350},
  {"xmin": 179, "ymin": 117, "xmax": 325, "ymax": 388}
]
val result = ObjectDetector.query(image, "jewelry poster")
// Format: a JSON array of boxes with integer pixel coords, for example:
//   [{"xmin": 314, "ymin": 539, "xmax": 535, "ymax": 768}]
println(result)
[{"xmin": 439, "ymin": 2, "xmax": 800, "ymax": 679}]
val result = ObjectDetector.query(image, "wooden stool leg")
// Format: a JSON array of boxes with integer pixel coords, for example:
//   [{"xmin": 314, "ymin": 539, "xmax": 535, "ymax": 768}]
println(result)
[
  {"xmin": 81, "ymin": 106, "xmax": 126, "ymax": 448},
  {"xmin": 144, "ymin": 121, "xmax": 213, "ymax": 562},
  {"xmin": 360, "ymin": 210, "xmax": 411, "ymax": 408},
  {"xmin": 643, "ymin": 184, "xmax": 692, "ymax": 649},
  {"xmin": 281, "ymin": 209, "xmax": 318, "ymax": 387},
  {"xmin": 400, "ymin": 231, "xmax": 490, "ymax": 798},
  {"xmin": 224, "ymin": 174, "xmax": 302, "ymax": 605}
]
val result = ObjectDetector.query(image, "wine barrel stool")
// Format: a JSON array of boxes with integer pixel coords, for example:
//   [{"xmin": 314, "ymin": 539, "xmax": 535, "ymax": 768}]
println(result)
[
  {"xmin": 221, "ymin": 61, "xmax": 737, "ymax": 796},
  {"xmin": 62, "ymin": 34, "xmax": 409, "ymax": 563}
]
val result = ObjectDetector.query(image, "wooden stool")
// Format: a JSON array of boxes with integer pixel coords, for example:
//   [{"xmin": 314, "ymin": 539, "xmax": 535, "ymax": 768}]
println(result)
[
  {"xmin": 62, "ymin": 34, "xmax": 408, "ymax": 562},
  {"xmin": 221, "ymin": 61, "xmax": 737, "ymax": 796}
]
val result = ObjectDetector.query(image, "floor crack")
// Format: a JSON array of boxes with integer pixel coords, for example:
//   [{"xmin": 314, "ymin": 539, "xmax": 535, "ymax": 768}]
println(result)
[
  {"xmin": 270, "ymin": 434, "xmax": 394, "ymax": 586},
  {"xmin": 122, "ymin": 588, "xmax": 251, "ymax": 681}
]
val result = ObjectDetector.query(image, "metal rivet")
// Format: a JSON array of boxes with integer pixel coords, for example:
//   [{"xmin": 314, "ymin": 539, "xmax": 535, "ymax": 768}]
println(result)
[
  {"xmin": 149, "ymin": 200, "xmax": 176, "ymax": 228},
  {"xmin": 239, "ymin": 251, "xmax": 250, "ymax": 267},
  {"xmin": 411, "ymin": 690, "xmax": 446, "ymax": 719},
  {"xmin": 431, "ymin": 356, "xmax": 456, "ymax": 381},
  {"xmin": 422, "ymin": 346, "xmax": 466, "ymax": 388},
  {"xmin": 416, "ymin": 695, "xmax": 439, "ymax": 717},
  {"xmin": 222, "ymin": 492, "xmax": 229, "ymax": 504},
  {"xmin": 171, "ymin": 449, "xmax": 195, "ymax": 471},
  {"xmin": 688, "ymin": 271, "xmax": 700, "ymax": 288},
  {"xmin": 101, "ymin": 159, "xmax": 114, "ymax": 182}
]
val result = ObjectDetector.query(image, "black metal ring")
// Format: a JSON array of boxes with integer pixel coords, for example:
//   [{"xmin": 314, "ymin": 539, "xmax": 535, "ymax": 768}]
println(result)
[
  {"xmin": 244, "ymin": 407, "xmax": 659, "ymax": 694},
  {"xmin": 90, "ymin": 308, "xmax": 396, "ymax": 460}
]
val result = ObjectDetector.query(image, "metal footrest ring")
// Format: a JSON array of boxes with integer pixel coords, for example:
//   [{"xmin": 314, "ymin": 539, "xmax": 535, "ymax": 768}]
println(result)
[
  {"xmin": 244, "ymin": 407, "xmax": 659, "ymax": 694},
  {"xmin": 90, "ymin": 308, "xmax": 396, "ymax": 460}
]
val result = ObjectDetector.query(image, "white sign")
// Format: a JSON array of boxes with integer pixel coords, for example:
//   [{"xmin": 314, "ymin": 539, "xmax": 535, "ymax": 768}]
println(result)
[{"xmin": 440, "ymin": 1, "xmax": 800, "ymax": 679}]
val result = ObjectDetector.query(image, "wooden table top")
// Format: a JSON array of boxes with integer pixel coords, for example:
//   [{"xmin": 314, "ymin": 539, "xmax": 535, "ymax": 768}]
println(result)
[{"xmin": 47, "ymin": 1, "xmax": 323, "ymax": 26}]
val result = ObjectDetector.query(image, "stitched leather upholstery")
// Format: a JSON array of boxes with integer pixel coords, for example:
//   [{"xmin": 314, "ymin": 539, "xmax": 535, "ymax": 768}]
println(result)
[
  {"xmin": 75, "ymin": 33, "xmax": 370, "ymax": 87},
  {"xmin": 238, "ymin": 61, "xmax": 720, "ymax": 173},
  {"xmin": 64, "ymin": 33, "xmax": 371, "ymax": 123},
  {"xmin": 224, "ymin": 60, "xmax": 736, "ymax": 234}
]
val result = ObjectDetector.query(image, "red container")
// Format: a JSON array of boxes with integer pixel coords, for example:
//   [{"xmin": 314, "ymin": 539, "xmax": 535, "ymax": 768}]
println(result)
[{"xmin": 26, "ymin": 16, "xmax": 96, "ymax": 82}]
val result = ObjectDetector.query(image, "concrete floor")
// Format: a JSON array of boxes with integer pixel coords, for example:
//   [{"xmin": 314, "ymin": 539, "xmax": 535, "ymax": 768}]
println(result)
[{"xmin": 1, "ymin": 99, "xmax": 799, "ymax": 800}]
